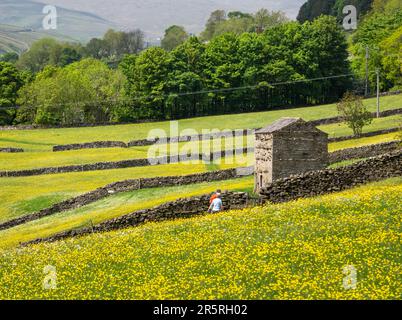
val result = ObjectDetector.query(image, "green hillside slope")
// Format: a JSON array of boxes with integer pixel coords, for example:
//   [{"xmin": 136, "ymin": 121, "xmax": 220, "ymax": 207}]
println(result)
[
  {"xmin": 0, "ymin": 23, "xmax": 75, "ymax": 54},
  {"xmin": 0, "ymin": 0, "xmax": 116, "ymax": 53}
]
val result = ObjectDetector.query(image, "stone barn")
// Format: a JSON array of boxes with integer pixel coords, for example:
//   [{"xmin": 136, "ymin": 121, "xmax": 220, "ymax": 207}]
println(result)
[{"xmin": 254, "ymin": 117, "xmax": 328, "ymax": 193}]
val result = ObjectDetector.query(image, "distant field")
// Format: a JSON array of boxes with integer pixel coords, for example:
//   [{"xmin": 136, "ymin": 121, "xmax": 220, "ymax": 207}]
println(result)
[
  {"xmin": 0, "ymin": 116, "xmax": 400, "ymax": 172},
  {"xmin": 0, "ymin": 0, "xmax": 116, "ymax": 51},
  {"xmin": 0, "ymin": 177, "xmax": 254, "ymax": 249},
  {"xmin": 1, "ymin": 178, "xmax": 400, "ymax": 299},
  {"xmin": 317, "ymin": 115, "xmax": 401, "ymax": 138},
  {"xmin": 328, "ymin": 132, "xmax": 401, "ymax": 152},
  {"xmin": 0, "ymin": 23, "xmax": 75, "ymax": 54},
  {"xmin": 0, "ymin": 129, "xmax": 400, "ymax": 227},
  {"xmin": 0, "ymin": 155, "xmax": 252, "ymax": 224},
  {"xmin": 1, "ymin": 94, "xmax": 401, "ymax": 152}
]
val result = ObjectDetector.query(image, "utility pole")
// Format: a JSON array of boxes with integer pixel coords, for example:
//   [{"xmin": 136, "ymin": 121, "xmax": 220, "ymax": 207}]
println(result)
[
  {"xmin": 365, "ymin": 46, "xmax": 369, "ymax": 97},
  {"xmin": 376, "ymin": 68, "xmax": 380, "ymax": 118}
]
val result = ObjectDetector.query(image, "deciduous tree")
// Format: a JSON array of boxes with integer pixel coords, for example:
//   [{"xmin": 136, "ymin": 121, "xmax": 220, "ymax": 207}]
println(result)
[
  {"xmin": 161, "ymin": 26, "xmax": 189, "ymax": 51},
  {"xmin": 337, "ymin": 92, "xmax": 373, "ymax": 136},
  {"xmin": 0, "ymin": 62, "xmax": 23, "ymax": 124}
]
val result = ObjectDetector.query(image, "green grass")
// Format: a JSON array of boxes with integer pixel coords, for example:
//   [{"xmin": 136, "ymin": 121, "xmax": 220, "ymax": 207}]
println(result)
[
  {"xmin": 0, "ymin": 178, "xmax": 400, "ymax": 299},
  {"xmin": 328, "ymin": 158, "xmax": 367, "ymax": 169},
  {"xmin": 0, "ymin": 117, "xmax": 400, "ymax": 172},
  {"xmin": 0, "ymin": 136, "xmax": 252, "ymax": 171},
  {"xmin": 329, "ymin": 132, "xmax": 401, "ymax": 152},
  {"xmin": 0, "ymin": 154, "xmax": 380, "ymax": 247},
  {"xmin": 318, "ymin": 115, "xmax": 401, "ymax": 138},
  {"xmin": 1, "ymin": 94, "xmax": 400, "ymax": 152},
  {"xmin": 0, "ymin": 177, "xmax": 254, "ymax": 249},
  {"xmin": 0, "ymin": 156, "xmax": 253, "ymax": 224}
]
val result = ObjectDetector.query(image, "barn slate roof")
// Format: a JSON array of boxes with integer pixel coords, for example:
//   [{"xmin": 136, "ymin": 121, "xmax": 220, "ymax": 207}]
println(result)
[{"xmin": 255, "ymin": 117, "xmax": 327, "ymax": 135}]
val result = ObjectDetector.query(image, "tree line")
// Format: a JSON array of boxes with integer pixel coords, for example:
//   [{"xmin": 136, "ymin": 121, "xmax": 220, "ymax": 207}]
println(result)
[
  {"xmin": 0, "ymin": 3, "xmax": 401, "ymax": 126},
  {"xmin": 118, "ymin": 15, "xmax": 351, "ymax": 122},
  {"xmin": 297, "ymin": 0, "xmax": 374, "ymax": 23}
]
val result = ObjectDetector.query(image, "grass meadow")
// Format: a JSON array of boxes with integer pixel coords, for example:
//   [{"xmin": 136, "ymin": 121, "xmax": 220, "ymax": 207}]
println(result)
[
  {"xmin": 0, "ymin": 177, "xmax": 254, "ymax": 249},
  {"xmin": 0, "ymin": 94, "xmax": 401, "ymax": 152},
  {"xmin": 0, "ymin": 95, "xmax": 400, "ymax": 300},
  {"xmin": 0, "ymin": 178, "xmax": 400, "ymax": 299},
  {"xmin": 0, "ymin": 118, "xmax": 400, "ymax": 172},
  {"xmin": 0, "ymin": 156, "xmax": 254, "ymax": 225}
]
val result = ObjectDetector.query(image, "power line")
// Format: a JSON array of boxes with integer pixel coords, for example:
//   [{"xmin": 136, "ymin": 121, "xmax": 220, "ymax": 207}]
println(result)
[{"xmin": 0, "ymin": 72, "xmax": 365, "ymax": 110}]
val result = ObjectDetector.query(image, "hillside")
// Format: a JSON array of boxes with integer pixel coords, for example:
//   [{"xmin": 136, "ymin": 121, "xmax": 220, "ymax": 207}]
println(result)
[
  {"xmin": 0, "ymin": 91, "xmax": 400, "ymax": 300},
  {"xmin": 0, "ymin": 93, "xmax": 400, "ymax": 248},
  {"xmin": 0, "ymin": 0, "xmax": 117, "ymax": 53},
  {"xmin": 32, "ymin": 0, "xmax": 306, "ymax": 39},
  {"xmin": 0, "ymin": 179, "xmax": 400, "ymax": 299},
  {"xmin": 0, "ymin": 23, "xmax": 75, "ymax": 54},
  {"xmin": 297, "ymin": 0, "xmax": 374, "ymax": 22}
]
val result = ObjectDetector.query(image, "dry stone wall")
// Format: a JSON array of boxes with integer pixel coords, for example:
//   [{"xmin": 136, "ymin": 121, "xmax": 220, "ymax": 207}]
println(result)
[
  {"xmin": 22, "ymin": 192, "xmax": 250, "ymax": 246},
  {"xmin": 328, "ymin": 128, "xmax": 401, "ymax": 143},
  {"xmin": 0, "ymin": 148, "xmax": 250, "ymax": 178},
  {"xmin": 0, "ymin": 147, "xmax": 23, "ymax": 153},
  {"xmin": 18, "ymin": 150, "xmax": 402, "ymax": 246},
  {"xmin": 53, "ymin": 141, "xmax": 127, "ymax": 152},
  {"xmin": 0, "ymin": 169, "xmax": 239, "ymax": 231},
  {"xmin": 260, "ymin": 150, "xmax": 402, "ymax": 203},
  {"xmin": 328, "ymin": 141, "xmax": 401, "ymax": 163}
]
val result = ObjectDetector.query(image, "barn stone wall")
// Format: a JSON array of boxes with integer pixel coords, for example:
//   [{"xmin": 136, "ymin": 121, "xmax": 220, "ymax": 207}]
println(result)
[
  {"xmin": 255, "ymin": 121, "xmax": 328, "ymax": 192},
  {"xmin": 254, "ymin": 133, "xmax": 273, "ymax": 191},
  {"xmin": 272, "ymin": 131, "xmax": 328, "ymax": 181}
]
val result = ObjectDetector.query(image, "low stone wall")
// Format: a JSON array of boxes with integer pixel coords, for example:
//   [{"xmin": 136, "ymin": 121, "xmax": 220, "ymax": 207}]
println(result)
[
  {"xmin": 22, "ymin": 191, "xmax": 250, "ymax": 246},
  {"xmin": 260, "ymin": 150, "xmax": 402, "ymax": 203},
  {"xmin": 2, "ymin": 138, "xmax": 401, "ymax": 177},
  {"xmin": 51, "ymin": 126, "xmax": 401, "ymax": 152},
  {"xmin": 328, "ymin": 141, "xmax": 401, "ymax": 164},
  {"xmin": 0, "ymin": 147, "xmax": 24, "ymax": 153},
  {"xmin": 0, "ymin": 148, "xmax": 250, "ymax": 178},
  {"xmin": 309, "ymin": 108, "xmax": 402, "ymax": 126},
  {"xmin": 18, "ymin": 150, "xmax": 402, "ymax": 246},
  {"xmin": 0, "ymin": 169, "xmax": 239, "ymax": 231},
  {"xmin": 53, "ymin": 141, "xmax": 127, "ymax": 152},
  {"xmin": 49, "ymin": 108, "xmax": 402, "ymax": 151},
  {"xmin": 328, "ymin": 128, "xmax": 400, "ymax": 143},
  {"xmin": 0, "ymin": 119, "xmax": 157, "ymax": 131}
]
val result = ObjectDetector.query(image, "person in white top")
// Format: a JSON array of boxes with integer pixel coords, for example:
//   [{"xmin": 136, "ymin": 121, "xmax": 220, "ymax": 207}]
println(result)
[{"xmin": 208, "ymin": 194, "xmax": 223, "ymax": 213}]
